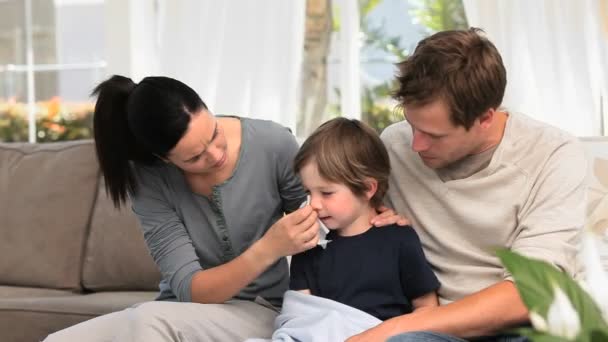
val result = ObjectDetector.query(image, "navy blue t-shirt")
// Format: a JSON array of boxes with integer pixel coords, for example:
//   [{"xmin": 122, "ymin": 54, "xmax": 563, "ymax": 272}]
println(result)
[{"xmin": 289, "ymin": 225, "xmax": 439, "ymax": 321}]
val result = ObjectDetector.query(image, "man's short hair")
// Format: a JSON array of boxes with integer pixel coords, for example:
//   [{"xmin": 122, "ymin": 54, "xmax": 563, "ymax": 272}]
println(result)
[
  {"xmin": 393, "ymin": 27, "xmax": 507, "ymax": 129},
  {"xmin": 294, "ymin": 118, "xmax": 390, "ymax": 208}
]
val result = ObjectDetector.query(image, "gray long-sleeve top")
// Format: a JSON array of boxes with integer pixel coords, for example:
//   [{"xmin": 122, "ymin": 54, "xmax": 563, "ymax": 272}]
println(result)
[{"xmin": 131, "ymin": 117, "xmax": 306, "ymax": 306}]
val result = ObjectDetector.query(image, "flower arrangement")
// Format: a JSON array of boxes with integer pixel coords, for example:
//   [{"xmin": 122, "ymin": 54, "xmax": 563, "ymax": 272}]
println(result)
[
  {"xmin": 0, "ymin": 97, "xmax": 94, "ymax": 142},
  {"xmin": 498, "ymin": 229, "xmax": 608, "ymax": 341}
]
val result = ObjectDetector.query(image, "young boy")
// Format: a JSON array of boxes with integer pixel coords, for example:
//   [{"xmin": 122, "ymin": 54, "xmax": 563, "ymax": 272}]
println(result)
[{"xmin": 290, "ymin": 117, "xmax": 440, "ymax": 321}]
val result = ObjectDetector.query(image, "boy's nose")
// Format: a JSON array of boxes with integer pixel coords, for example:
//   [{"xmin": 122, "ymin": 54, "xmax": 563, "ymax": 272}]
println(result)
[{"xmin": 309, "ymin": 195, "xmax": 322, "ymax": 210}]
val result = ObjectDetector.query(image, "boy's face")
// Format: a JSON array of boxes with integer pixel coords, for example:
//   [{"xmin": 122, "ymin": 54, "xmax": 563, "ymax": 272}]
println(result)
[{"xmin": 299, "ymin": 160, "xmax": 372, "ymax": 235}]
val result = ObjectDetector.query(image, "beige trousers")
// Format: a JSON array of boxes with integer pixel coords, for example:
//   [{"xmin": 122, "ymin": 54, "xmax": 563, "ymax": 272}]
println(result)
[{"xmin": 44, "ymin": 299, "xmax": 278, "ymax": 342}]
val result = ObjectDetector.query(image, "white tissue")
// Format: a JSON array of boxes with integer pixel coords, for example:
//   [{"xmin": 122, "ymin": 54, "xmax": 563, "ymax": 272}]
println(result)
[{"xmin": 299, "ymin": 195, "xmax": 331, "ymax": 249}]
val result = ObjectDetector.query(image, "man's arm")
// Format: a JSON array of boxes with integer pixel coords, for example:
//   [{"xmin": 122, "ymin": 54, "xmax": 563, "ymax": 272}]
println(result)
[
  {"xmin": 411, "ymin": 291, "xmax": 438, "ymax": 312},
  {"xmin": 347, "ymin": 280, "xmax": 528, "ymax": 341}
]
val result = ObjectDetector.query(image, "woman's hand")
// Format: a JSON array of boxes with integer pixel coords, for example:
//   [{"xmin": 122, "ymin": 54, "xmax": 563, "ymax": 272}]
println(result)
[
  {"xmin": 370, "ymin": 205, "xmax": 410, "ymax": 227},
  {"xmin": 191, "ymin": 206, "xmax": 318, "ymax": 304},
  {"xmin": 259, "ymin": 205, "xmax": 320, "ymax": 261}
]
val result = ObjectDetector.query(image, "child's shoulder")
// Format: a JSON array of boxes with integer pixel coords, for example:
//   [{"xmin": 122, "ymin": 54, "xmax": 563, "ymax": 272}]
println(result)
[
  {"xmin": 370, "ymin": 224, "xmax": 420, "ymax": 241},
  {"xmin": 370, "ymin": 226, "xmax": 425, "ymax": 258},
  {"xmin": 291, "ymin": 244, "xmax": 325, "ymax": 261}
]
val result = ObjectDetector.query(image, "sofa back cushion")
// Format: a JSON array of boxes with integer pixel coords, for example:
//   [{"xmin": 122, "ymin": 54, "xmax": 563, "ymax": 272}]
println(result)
[
  {"xmin": 81, "ymin": 178, "xmax": 161, "ymax": 291},
  {"xmin": 0, "ymin": 140, "xmax": 99, "ymax": 290}
]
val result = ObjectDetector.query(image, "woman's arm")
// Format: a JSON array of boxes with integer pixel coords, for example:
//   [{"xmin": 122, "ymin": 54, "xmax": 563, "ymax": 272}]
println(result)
[
  {"xmin": 133, "ymin": 165, "xmax": 319, "ymax": 304},
  {"xmin": 191, "ymin": 206, "xmax": 320, "ymax": 303}
]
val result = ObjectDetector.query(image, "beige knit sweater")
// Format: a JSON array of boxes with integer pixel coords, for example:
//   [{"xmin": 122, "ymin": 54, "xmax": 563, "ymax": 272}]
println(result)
[{"xmin": 382, "ymin": 113, "xmax": 587, "ymax": 304}]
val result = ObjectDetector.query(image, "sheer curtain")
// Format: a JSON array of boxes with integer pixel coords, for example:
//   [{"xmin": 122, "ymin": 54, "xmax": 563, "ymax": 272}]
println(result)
[
  {"xmin": 105, "ymin": 0, "xmax": 306, "ymax": 132},
  {"xmin": 156, "ymin": 0, "xmax": 306, "ymax": 131},
  {"xmin": 463, "ymin": 0, "xmax": 608, "ymax": 136}
]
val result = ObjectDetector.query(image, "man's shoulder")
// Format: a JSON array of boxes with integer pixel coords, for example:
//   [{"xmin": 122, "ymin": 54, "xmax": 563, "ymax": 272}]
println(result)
[
  {"xmin": 501, "ymin": 113, "xmax": 584, "ymax": 165},
  {"xmin": 381, "ymin": 120, "xmax": 412, "ymax": 150},
  {"xmin": 507, "ymin": 113, "xmax": 580, "ymax": 149},
  {"xmin": 500, "ymin": 112, "xmax": 586, "ymax": 184}
]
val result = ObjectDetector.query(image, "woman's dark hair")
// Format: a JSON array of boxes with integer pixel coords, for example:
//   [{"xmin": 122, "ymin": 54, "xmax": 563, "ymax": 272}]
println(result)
[{"xmin": 91, "ymin": 75, "xmax": 207, "ymax": 208}]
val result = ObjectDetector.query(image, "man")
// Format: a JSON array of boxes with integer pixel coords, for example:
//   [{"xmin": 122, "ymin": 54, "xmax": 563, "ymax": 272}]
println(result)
[{"xmin": 348, "ymin": 28, "xmax": 587, "ymax": 342}]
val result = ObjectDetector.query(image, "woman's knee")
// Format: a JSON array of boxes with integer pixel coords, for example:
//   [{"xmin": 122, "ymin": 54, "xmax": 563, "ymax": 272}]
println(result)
[
  {"xmin": 127, "ymin": 301, "xmax": 178, "ymax": 326},
  {"xmin": 43, "ymin": 310, "xmax": 130, "ymax": 341}
]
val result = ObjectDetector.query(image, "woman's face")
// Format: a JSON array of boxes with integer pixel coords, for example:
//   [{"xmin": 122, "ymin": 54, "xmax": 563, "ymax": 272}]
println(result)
[{"xmin": 166, "ymin": 110, "xmax": 229, "ymax": 175}]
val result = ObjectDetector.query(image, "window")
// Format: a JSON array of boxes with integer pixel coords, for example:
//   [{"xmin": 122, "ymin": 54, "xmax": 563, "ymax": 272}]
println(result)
[
  {"xmin": 0, "ymin": 0, "xmax": 105, "ymax": 142},
  {"xmin": 298, "ymin": 0, "xmax": 467, "ymax": 137}
]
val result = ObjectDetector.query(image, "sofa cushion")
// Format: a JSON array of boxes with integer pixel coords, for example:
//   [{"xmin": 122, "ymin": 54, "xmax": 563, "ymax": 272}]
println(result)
[
  {"xmin": 0, "ymin": 291, "xmax": 157, "ymax": 342},
  {"xmin": 81, "ymin": 179, "xmax": 161, "ymax": 291},
  {"xmin": 0, "ymin": 140, "xmax": 99, "ymax": 290},
  {"xmin": 0, "ymin": 286, "xmax": 77, "ymax": 299}
]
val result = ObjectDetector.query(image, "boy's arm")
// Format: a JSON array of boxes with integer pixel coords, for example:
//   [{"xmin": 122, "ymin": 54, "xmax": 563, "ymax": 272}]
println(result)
[
  {"xmin": 411, "ymin": 291, "xmax": 438, "ymax": 312},
  {"xmin": 289, "ymin": 251, "xmax": 315, "ymax": 295}
]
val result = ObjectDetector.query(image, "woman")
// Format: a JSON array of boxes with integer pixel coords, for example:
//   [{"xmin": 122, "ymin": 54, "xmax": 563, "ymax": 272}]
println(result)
[{"xmin": 45, "ymin": 75, "xmax": 404, "ymax": 341}]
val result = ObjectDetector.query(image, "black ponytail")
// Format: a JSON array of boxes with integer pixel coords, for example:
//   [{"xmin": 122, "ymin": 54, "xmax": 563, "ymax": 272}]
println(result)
[
  {"xmin": 92, "ymin": 75, "xmax": 142, "ymax": 208},
  {"xmin": 92, "ymin": 75, "xmax": 206, "ymax": 208}
]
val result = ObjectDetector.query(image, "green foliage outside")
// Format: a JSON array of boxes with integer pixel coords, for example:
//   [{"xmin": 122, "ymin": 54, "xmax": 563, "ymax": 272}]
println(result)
[
  {"xmin": 410, "ymin": 0, "xmax": 468, "ymax": 34},
  {"xmin": 0, "ymin": 97, "xmax": 93, "ymax": 142}
]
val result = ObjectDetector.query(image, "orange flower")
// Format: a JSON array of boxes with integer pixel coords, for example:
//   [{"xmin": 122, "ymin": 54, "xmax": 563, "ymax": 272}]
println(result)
[{"xmin": 46, "ymin": 96, "xmax": 62, "ymax": 120}]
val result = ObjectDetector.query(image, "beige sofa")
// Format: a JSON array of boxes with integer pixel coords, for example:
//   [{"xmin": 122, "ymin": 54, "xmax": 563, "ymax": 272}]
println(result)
[
  {"xmin": 0, "ymin": 138, "xmax": 607, "ymax": 342},
  {"xmin": 0, "ymin": 140, "xmax": 161, "ymax": 342}
]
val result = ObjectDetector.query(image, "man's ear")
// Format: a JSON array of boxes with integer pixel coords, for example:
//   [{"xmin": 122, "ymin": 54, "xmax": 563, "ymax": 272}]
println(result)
[
  {"xmin": 478, "ymin": 108, "xmax": 496, "ymax": 129},
  {"xmin": 364, "ymin": 178, "xmax": 378, "ymax": 200}
]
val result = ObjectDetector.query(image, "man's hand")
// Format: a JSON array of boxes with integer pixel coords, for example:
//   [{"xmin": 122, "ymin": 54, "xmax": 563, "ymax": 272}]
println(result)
[{"xmin": 371, "ymin": 205, "xmax": 410, "ymax": 226}]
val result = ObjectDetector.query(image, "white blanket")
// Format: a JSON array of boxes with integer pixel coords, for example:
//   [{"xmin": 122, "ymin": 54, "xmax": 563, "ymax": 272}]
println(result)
[{"xmin": 247, "ymin": 290, "xmax": 381, "ymax": 342}]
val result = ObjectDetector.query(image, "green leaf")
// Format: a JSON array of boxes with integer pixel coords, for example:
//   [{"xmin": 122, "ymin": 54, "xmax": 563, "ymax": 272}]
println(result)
[
  {"xmin": 497, "ymin": 249, "xmax": 608, "ymax": 335},
  {"xmin": 590, "ymin": 329, "xmax": 608, "ymax": 341}
]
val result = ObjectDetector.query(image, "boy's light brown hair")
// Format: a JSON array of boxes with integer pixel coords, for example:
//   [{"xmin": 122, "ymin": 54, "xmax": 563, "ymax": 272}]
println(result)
[
  {"xmin": 393, "ymin": 27, "xmax": 507, "ymax": 129},
  {"xmin": 294, "ymin": 117, "xmax": 390, "ymax": 209}
]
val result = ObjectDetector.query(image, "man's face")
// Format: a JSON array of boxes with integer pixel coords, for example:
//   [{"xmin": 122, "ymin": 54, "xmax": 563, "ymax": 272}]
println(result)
[{"xmin": 404, "ymin": 99, "xmax": 483, "ymax": 169}]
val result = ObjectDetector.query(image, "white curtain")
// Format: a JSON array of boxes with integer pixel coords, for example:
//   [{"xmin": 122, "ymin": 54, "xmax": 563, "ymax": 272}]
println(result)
[
  {"xmin": 121, "ymin": 0, "xmax": 306, "ymax": 130},
  {"xmin": 463, "ymin": 0, "xmax": 608, "ymax": 137},
  {"xmin": 153, "ymin": 0, "xmax": 306, "ymax": 132}
]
